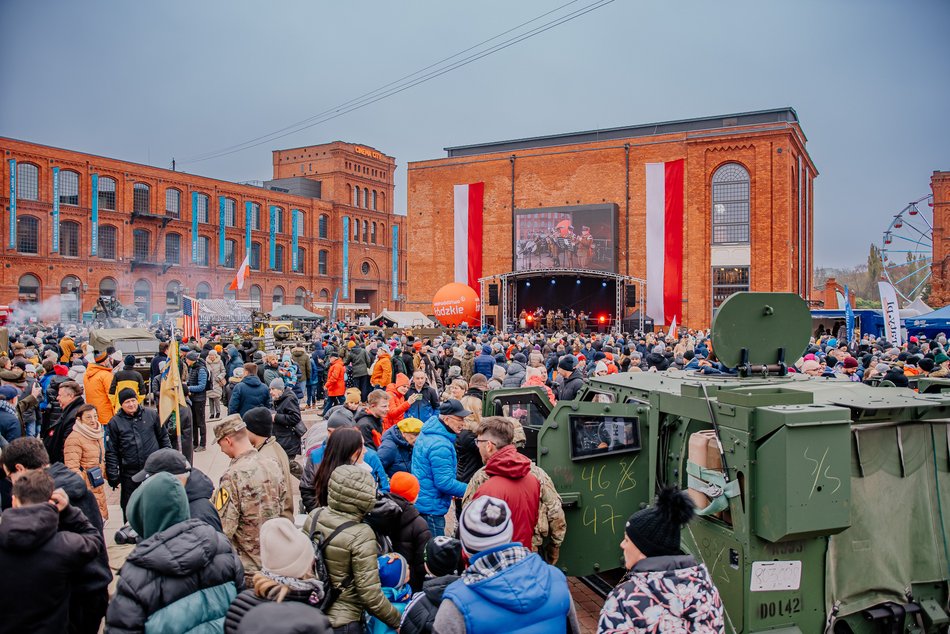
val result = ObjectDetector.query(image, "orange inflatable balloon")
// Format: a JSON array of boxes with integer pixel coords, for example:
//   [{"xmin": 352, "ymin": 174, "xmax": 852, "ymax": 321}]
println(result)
[{"xmin": 433, "ymin": 283, "xmax": 480, "ymax": 327}]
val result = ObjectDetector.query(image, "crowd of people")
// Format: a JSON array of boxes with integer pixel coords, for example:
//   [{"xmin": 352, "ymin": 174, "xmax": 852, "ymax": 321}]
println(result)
[{"xmin": 0, "ymin": 313, "xmax": 939, "ymax": 633}]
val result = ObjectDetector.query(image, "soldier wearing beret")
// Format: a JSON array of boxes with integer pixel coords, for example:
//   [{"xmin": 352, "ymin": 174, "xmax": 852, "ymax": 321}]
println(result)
[{"xmin": 212, "ymin": 414, "xmax": 288, "ymax": 585}]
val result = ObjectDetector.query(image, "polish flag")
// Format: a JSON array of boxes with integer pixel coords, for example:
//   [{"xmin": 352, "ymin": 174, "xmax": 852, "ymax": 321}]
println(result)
[
  {"xmin": 453, "ymin": 182, "xmax": 484, "ymax": 292},
  {"xmin": 229, "ymin": 253, "xmax": 251, "ymax": 291},
  {"xmin": 645, "ymin": 160, "xmax": 684, "ymax": 326}
]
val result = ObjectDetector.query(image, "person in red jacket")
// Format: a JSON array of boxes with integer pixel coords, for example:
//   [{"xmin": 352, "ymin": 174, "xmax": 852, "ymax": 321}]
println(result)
[
  {"xmin": 383, "ymin": 373, "xmax": 414, "ymax": 432},
  {"xmin": 470, "ymin": 416, "xmax": 540, "ymax": 550},
  {"xmin": 323, "ymin": 352, "xmax": 346, "ymax": 416}
]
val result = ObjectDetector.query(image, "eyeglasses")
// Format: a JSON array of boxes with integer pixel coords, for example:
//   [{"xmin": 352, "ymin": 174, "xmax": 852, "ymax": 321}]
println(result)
[{"xmin": 475, "ymin": 438, "xmax": 493, "ymax": 446}]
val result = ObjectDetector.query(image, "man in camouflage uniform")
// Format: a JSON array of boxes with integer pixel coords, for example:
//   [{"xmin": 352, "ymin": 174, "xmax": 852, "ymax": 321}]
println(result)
[
  {"xmin": 461, "ymin": 416, "xmax": 566, "ymax": 564},
  {"xmin": 212, "ymin": 414, "xmax": 289, "ymax": 583}
]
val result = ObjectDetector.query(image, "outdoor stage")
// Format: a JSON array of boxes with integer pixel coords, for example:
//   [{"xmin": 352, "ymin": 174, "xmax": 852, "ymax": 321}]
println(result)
[{"xmin": 479, "ymin": 268, "xmax": 645, "ymax": 333}]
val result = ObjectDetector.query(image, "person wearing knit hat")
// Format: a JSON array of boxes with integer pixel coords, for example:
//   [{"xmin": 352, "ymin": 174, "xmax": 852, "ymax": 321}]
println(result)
[
  {"xmin": 436, "ymin": 496, "xmax": 578, "ymax": 633},
  {"xmin": 106, "ymin": 472, "xmax": 244, "ymax": 633},
  {"xmin": 390, "ymin": 471, "xmax": 421, "ymax": 503},
  {"xmin": 345, "ymin": 387, "xmax": 362, "ymax": 405},
  {"xmin": 401, "ymin": 536, "xmax": 463, "ymax": 634},
  {"xmin": 598, "ymin": 487, "xmax": 724, "ymax": 632},
  {"xmin": 556, "ymin": 354, "xmax": 584, "ymax": 401},
  {"xmin": 243, "ymin": 407, "xmax": 295, "ymax": 520},
  {"xmin": 379, "ymin": 415, "xmax": 421, "ymax": 477}
]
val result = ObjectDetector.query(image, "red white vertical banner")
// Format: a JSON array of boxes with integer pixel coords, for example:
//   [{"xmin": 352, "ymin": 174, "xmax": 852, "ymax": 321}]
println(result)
[
  {"xmin": 645, "ymin": 160, "xmax": 684, "ymax": 325},
  {"xmin": 453, "ymin": 182, "xmax": 484, "ymax": 291}
]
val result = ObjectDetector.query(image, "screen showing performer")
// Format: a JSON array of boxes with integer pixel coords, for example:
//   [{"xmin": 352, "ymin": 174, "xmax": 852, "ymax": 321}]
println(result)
[{"xmin": 513, "ymin": 203, "xmax": 617, "ymax": 273}]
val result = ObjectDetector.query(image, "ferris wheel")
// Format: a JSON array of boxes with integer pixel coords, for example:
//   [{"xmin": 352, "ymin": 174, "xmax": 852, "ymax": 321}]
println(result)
[{"xmin": 881, "ymin": 194, "xmax": 934, "ymax": 304}]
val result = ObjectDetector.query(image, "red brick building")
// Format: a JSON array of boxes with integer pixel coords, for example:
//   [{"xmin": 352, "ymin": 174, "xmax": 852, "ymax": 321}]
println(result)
[
  {"xmin": 929, "ymin": 171, "xmax": 950, "ymax": 307},
  {"xmin": 406, "ymin": 108, "xmax": 817, "ymax": 329},
  {"xmin": 0, "ymin": 138, "xmax": 405, "ymax": 319}
]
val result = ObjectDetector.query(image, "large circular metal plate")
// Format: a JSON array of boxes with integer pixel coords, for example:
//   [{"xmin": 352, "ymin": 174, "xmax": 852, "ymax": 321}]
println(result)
[{"xmin": 711, "ymin": 292, "xmax": 812, "ymax": 369}]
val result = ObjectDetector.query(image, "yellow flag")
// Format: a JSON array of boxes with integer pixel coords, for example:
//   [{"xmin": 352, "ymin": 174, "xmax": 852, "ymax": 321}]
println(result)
[{"xmin": 158, "ymin": 340, "xmax": 186, "ymax": 433}]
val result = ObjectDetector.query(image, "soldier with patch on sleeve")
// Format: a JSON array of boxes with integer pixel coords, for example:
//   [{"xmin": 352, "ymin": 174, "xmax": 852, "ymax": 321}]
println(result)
[{"xmin": 212, "ymin": 415, "xmax": 287, "ymax": 584}]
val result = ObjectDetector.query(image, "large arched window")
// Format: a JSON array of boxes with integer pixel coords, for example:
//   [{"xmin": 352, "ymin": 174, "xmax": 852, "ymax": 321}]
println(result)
[
  {"xmin": 98, "ymin": 177, "xmax": 116, "ymax": 210},
  {"xmin": 165, "ymin": 188, "xmax": 181, "ymax": 217},
  {"xmin": 363, "ymin": 188, "xmax": 370, "ymax": 210},
  {"xmin": 379, "ymin": 222, "xmax": 386, "ymax": 246},
  {"xmin": 318, "ymin": 214, "xmax": 329, "ymax": 239},
  {"xmin": 165, "ymin": 233, "xmax": 181, "ymax": 265},
  {"xmin": 318, "ymin": 249, "xmax": 328, "ymax": 275},
  {"xmin": 249, "ymin": 285, "xmax": 263, "ymax": 307},
  {"xmin": 195, "ymin": 193, "xmax": 210, "ymax": 224},
  {"xmin": 318, "ymin": 289, "xmax": 329, "ymax": 301},
  {"xmin": 197, "ymin": 236, "xmax": 210, "ymax": 266},
  {"xmin": 133, "ymin": 229, "xmax": 151, "ymax": 261},
  {"xmin": 16, "ymin": 163, "xmax": 39, "ymax": 200},
  {"xmin": 372, "ymin": 190, "xmax": 378, "ymax": 210},
  {"xmin": 196, "ymin": 282, "xmax": 212, "ymax": 299},
  {"xmin": 250, "ymin": 242, "xmax": 262, "ymax": 271},
  {"xmin": 272, "ymin": 286, "xmax": 285, "ymax": 307},
  {"xmin": 16, "ymin": 216, "xmax": 39, "ymax": 254},
  {"xmin": 59, "ymin": 170, "xmax": 80, "ymax": 206},
  {"xmin": 134, "ymin": 279, "xmax": 151, "ymax": 317},
  {"xmin": 711, "ymin": 163, "xmax": 750, "ymax": 245},
  {"xmin": 354, "ymin": 186, "xmax": 361, "ymax": 208},
  {"xmin": 133, "ymin": 183, "xmax": 151, "ymax": 214},
  {"xmin": 60, "ymin": 276, "xmax": 81, "ymax": 321},
  {"xmin": 295, "ymin": 287, "xmax": 307, "ymax": 305},
  {"xmin": 99, "ymin": 225, "xmax": 117, "ymax": 260},
  {"xmin": 362, "ymin": 220, "xmax": 369, "ymax": 243},
  {"xmin": 166, "ymin": 281, "xmax": 182, "ymax": 308},
  {"xmin": 371, "ymin": 222, "xmax": 377, "ymax": 244},
  {"xmin": 99, "ymin": 277, "xmax": 118, "ymax": 298},
  {"xmin": 60, "ymin": 221, "xmax": 80, "ymax": 257},
  {"xmin": 353, "ymin": 217, "xmax": 360, "ymax": 242},
  {"xmin": 224, "ymin": 239, "xmax": 236, "ymax": 268},
  {"xmin": 222, "ymin": 198, "xmax": 236, "ymax": 227},
  {"xmin": 18, "ymin": 274, "xmax": 41, "ymax": 303}
]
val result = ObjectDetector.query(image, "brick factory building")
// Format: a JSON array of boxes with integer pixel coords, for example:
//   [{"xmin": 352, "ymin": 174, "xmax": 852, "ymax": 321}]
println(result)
[
  {"xmin": 0, "ymin": 138, "xmax": 405, "ymax": 319},
  {"xmin": 928, "ymin": 171, "xmax": 950, "ymax": 307},
  {"xmin": 406, "ymin": 108, "xmax": 817, "ymax": 329}
]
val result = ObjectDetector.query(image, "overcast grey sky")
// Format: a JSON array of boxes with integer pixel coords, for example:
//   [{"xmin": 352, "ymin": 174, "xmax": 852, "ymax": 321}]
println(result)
[{"xmin": 1, "ymin": 0, "xmax": 947, "ymax": 268}]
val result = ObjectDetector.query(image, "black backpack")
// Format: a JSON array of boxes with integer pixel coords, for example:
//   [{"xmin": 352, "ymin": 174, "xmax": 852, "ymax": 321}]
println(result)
[{"xmin": 308, "ymin": 509, "xmax": 358, "ymax": 611}]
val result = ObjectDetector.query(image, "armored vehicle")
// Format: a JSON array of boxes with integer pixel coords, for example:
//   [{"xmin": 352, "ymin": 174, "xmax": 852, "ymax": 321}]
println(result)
[
  {"xmin": 484, "ymin": 293, "xmax": 950, "ymax": 633},
  {"xmin": 88, "ymin": 327, "xmax": 160, "ymax": 383}
]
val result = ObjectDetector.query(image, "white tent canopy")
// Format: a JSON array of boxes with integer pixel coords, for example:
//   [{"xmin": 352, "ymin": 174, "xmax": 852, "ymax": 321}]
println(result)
[{"xmin": 374, "ymin": 310, "xmax": 435, "ymax": 328}]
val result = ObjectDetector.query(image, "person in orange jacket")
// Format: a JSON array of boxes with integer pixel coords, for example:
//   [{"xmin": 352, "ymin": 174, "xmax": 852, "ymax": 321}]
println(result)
[
  {"xmin": 371, "ymin": 347, "xmax": 393, "ymax": 390},
  {"xmin": 323, "ymin": 352, "xmax": 346, "ymax": 415},
  {"xmin": 383, "ymin": 373, "xmax": 414, "ymax": 432},
  {"xmin": 83, "ymin": 351, "xmax": 115, "ymax": 425}
]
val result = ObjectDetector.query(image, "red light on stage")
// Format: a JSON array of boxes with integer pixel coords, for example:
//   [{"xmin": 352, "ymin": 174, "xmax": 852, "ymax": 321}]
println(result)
[
  {"xmin": 598, "ymin": 315, "xmax": 606, "ymax": 323},
  {"xmin": 526, "ymin": 315, "xmax": 534, "ymax": 322}
]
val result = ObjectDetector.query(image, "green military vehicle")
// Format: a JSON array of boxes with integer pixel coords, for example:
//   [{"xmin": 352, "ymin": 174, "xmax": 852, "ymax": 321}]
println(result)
[{"xmin": 484, "ymin": 293, "xmax": 950, "ymax": 633}]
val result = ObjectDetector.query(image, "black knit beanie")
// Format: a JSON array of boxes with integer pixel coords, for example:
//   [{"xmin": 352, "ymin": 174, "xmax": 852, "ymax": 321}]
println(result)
[
  {"xmin": 624, "ymin": 487, "xmax": 695, "ymax": 558},
  {"xmin": 243, "ymin": 406, "xmax": 273, "ymax": 438}
]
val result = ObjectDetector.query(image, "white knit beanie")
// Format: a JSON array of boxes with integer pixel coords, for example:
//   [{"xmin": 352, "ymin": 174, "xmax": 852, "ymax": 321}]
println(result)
[
  {"xmin": 459, "ymin": 496, "xmax": 514, "ymax": 555},
  {"xmin": 260, "ymin": 518, "xmax": 315, "ymax": 579}
]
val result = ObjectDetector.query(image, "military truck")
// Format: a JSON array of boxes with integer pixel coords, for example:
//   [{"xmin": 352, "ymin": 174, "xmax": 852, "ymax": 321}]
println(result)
[
  {"xmin": 88, "ymin": 327, "xmax": 160, "ymax": 383},
  {"xmin": 484, "ymin": 293, "xmax": 950, "ymax": 633}
]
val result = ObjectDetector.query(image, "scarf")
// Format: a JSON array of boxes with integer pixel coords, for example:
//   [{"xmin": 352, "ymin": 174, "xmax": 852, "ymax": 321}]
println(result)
[{"xmin": 74, "ymin": 420, "xmax": 104, "ymax": 441}]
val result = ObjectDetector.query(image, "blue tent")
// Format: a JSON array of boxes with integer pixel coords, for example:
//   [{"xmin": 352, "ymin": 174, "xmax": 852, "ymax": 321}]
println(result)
[{"xmin": 905, "ymin": 305, "xmax": 950, "ymax": 337}]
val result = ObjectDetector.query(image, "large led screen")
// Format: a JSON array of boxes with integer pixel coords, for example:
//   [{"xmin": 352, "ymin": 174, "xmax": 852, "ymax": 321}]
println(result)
[{"xmin": 513, "ymin": 203, "xmax": 617, "ymax": 273}]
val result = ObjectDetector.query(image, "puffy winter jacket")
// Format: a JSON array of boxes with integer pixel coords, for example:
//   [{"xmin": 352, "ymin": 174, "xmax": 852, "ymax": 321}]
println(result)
[
  {"xmin": 556, "ymin": 370, "xmax": 584, "ymax": 401},
  {"xmin": 378, "ymin": 425, "xmax": 413, "ymax": 477},
  {"xmin": 503, "ymin": 361, "xmax": 527, "ymax": 387},
  {"xmin": 400, "ymin": 574, "xmax": 459, "ymax": 634},
  {"xmin": 0, "ymin": 503, "xmax": 103, "ymax": 634},
  {"xmin": 290, "ymin": 347, "xmax": 312, "ymax": 385},
  {"xmin": 404, "ymin": 385, "xmax": 439, "ymax": 422},
  {"xmin": 439, "ymin": 544, "xmax": 574, "ymax": 634},
  {"xmin": 0, "ymin": 401, "xmax": 19, "ymax": 442},
  {"xmin": 411, "ymin": 416, "xmax": 467, "ymax": 516},
  {"xmin": 301, "ymin": 465, "xmax": 401, "ymax": 630},
  {"xmin": 347, "ymin": 346, "xmax": 371, "ymax": 378},
  {"xmin": 383, "ymin": 379, "xmax": 411, "ymax": 431},
  {"xmin": 184, "ymin": 468, "xmax": 223, "ymax": 531},
  {"xmin": 224, "ymin": 586, "xmax": 331, "ymax": 634},
  {"xmin": 473, "ymin": 348, "xmax": 495, "ymax": 378},
  {"xmin": 105, "ymin": 405, "xmax": 172, "ymax": 485},
  {"xmin": 325, "ymin": 358, "xmax": 346, "ymax": 397},
  {"xmin": 371, "ymin": 350, "xmax": 393, "ymax": 388},
  {"xmin": 355, "ymin": 409, "xmax": 384, "ymax": 448},
  {"xmin": 83, "ymin": 362, "xmax": 115, "ymax": 424},
  {"xmin": 227, "ymin": 375, "xmax": 272, "ymax": 417},
  {"xmin": 472, "ymin": 445, "xmax": 540, "ymax": 549},
  {"xmin": 63, "ymin": 422, "xmax": 109, "ymax": 521},
  {"xmin": 272, "ymin": 388, "xmax": 302, "ymax": 458},
  {"xmin": 597, "ymin": 555, "xmax": 724, "ymax": 633},
  {"xmin": 105, "ymin": 518, "xmax": 244, "ymax": 634}
]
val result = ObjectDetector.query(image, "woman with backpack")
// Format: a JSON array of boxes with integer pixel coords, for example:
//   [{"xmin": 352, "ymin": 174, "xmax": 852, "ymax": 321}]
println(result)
[
  {"xmin": 302, "ymin": 463, "xmax": 402, "ymax": 633},
  {"xmin": 224, "ymin": 517, "xmax": 332, "ymax": 634}
]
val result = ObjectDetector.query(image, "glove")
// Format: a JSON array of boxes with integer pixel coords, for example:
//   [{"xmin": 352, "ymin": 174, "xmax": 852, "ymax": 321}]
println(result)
[{"xmin": 544, "ymin": 543, "xmax": 560, "ymax": 566}]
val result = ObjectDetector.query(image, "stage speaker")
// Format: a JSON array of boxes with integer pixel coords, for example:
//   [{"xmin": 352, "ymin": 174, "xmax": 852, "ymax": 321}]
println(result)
[
  {"xmin": 488, "ymin": 284, "xmax": 499, "ymax": 306},
  {"xmin": 625, "ymin": 284, "xmax": 637, "ymax": 307}
]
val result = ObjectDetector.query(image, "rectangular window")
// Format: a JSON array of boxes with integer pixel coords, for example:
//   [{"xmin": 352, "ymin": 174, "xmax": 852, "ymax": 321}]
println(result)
[
  {"xmin": 98, "ymin": 226, "xmax": 117, "ymax": 260},
  {"xmin": 274, "ymin": 244, "xmax": 284, "ymax": 272},
  {"xmin": 250, "ymin": 243, "xmax": 261, "ymax": 271},
  {"xmin": 250, "ymin": 203, "xmax": 261, "ymax": 230},
  {"xmin": 166, "ymin": 189, "xmax": 181, "ymax": 217},
  {"xmin": 196, "ymin": 194, "xmax": 210, "ymax": 223},
  {"xmin": 99, "ymin": 178, "xmax": 116, "ymax": 210},
  {"xmin": 59, "ymin": 172, "xmax": 79, "ymax": 206},
  {"xmin": 133, "ymin": 231, "xmax": 150, "ymax": 261},
  {"xmin": 570, "ymin": 415, "xmax": 641, "ymax": 460},
  {"xmin": 223, "ymin": 199, "xmax": 236, "ymax": 227},
  {"xmin": 197, "ymin": 236, "xmax": 209, "ymax": 266},
  {"xmin": 16, "ymin": 164, "xmax": 39, "ymax": 201},
  {"xmin": 712, "ymin": 266, "xmax": 750, "ymax": 308},
  {"xmin": 60, "ymin": 223, "xmax": 80, "ymax": 257},
  {"xmin": 165, "ymin": 234, "xmax": 180, "ymax": 265},
  {"xmin": 224, "ymin": 240, "xmax": 236, "ymax": 268}
]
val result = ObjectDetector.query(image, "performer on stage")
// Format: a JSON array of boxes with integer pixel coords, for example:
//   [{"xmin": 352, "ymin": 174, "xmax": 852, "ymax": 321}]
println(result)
[
  {"xmin": 578, "ymin": 226, "xmax": 595, "ymax": 268},
  {"xmin": 568, "ymin": 309, "xmax": 577, "ymax": 332},
  {"xmin": 577, "ymin": 310, "xmax": 588, "ymax": 333}
]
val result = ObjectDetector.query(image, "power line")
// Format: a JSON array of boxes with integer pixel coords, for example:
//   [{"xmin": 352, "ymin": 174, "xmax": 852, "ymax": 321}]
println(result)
[{"xmin": 180, "ymin": 0, "xmax": 614, "ymax": 165}]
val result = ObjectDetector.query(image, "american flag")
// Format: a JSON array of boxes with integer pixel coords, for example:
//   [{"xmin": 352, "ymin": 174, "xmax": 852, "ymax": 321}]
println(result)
[{"xmin": 182, "ymin": 296, "xmax": 200, "ymax": 342}]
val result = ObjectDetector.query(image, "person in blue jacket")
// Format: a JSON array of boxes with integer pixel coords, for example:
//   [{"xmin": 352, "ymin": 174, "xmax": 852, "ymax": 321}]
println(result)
[
  {"xmin": 405, "ymin": 371, "xmax": 439, "ymax": 422},
  {"xmin": 411, "ymin": 400, "xmax": 470, "ymax": 537},
  {"xmin": 227, "ymin": 362, "xmax": 272, "ymax": 417},
  {"xmin": 434, "ymin": 496, "xmax": 580, "ymax": 633},
  {"xmin": 473, "ymin": 345, "xmax": 495, "ymax": 379},
  {"xmin": 378, "ymin": 417, "xmax": 422, "ymax": 477}
]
